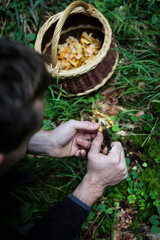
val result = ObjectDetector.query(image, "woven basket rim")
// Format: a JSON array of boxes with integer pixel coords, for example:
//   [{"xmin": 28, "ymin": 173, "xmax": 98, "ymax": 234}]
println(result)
[{"xmin": 35, "ymin": 3, "xmax": 112, "ymax": 78}]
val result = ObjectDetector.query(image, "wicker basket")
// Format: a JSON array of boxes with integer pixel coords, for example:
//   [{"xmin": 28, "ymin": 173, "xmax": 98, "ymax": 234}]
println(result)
[{"xmin": 35, "ymin": 1, "xmax": 118, "ymax": 96}]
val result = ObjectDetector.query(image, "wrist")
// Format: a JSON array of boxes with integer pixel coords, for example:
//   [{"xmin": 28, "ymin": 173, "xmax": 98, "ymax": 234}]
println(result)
[
  {"xmin": 72, "ymin": 173, "xmax": 104, "ymax": 207},
  {"xmin": 27, "ymin": 130, "xmax": 53, "ymax": 156},
  {"xmin": 68, "ymin": 194, "xmax": 91, "ymax": 212}
]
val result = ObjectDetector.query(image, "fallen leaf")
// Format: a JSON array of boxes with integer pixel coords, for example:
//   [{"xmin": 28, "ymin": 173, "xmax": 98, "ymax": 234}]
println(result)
[
  {"xmin": 146, "ymin": 233, "xmax": 160, "ymax": 240},
  {"xmin": 95, "ymin": 86, "xmax": 123, "ymax": 116},
  {"xmin": 116, "ymin": 131, "xmax": 127, "ymax": 136},
  {"xmin": 135, "ymin": 111, "xmax": 145, "ymax": 118},
  {"xmin": 122, "ymin": 231, "xmax": 137, "ymax": 240},
  {"xmin": 134, "ymin": 151, "xmax": 143, "ymax": 160},
  {"xmin": 114, "ymin": 230, "xmax": 122, "ymax": 240},
  {"xmin": 101, "ymin": 86, "xmax": 115, "ymax": 97},
  {"xmin": 115, "ymin": 207, "xmax": 137, "ymax": 231}
]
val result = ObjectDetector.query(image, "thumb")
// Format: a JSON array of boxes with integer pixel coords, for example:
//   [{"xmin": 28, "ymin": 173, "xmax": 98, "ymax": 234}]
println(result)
[{"xmin": 89, "ymin": 132, "xmax": 103, "ymax": 154}]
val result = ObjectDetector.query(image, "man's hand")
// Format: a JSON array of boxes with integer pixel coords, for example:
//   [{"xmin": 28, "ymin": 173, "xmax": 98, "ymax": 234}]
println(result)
[
  {"xmin": 73, "ymin": 132, "xmax": 128, "ymax": 207},
  {"xmin": 27, "ymin": 120, "xmax": 99, "ymax": 158},
  {"xmin": 48, "ymin": 120, "xmax": 99, "ymax": 158},
  {"xmin": 87, "ymin": 132, "xmax": 127, "ymax": 187}
]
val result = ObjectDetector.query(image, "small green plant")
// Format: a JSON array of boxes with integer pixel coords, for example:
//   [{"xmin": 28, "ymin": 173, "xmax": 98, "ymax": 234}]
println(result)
[
  {"xmin": 81, "ymin": 200, "xmax": 120, "ymax": 239},
  {"xmin": 127, "ymin": 162, "xmax": 160, "ymax": 208},
  {"xmin": 149, "ymin": 205, "xmax": 160, "ymax": 234}
]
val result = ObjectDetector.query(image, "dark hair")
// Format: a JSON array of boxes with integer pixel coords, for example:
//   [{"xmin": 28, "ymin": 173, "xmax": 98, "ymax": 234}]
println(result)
[{"xmin": 0, "ymin": 38, "xmax": 51, "ymax": 153}]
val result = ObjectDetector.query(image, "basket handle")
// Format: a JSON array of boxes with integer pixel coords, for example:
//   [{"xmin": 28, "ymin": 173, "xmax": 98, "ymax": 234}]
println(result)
[{"xmin": 51, "ymin": 1, "xmax": 91, "ymax": 69}]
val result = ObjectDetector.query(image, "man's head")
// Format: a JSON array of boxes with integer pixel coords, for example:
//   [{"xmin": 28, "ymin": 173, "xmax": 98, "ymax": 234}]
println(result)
[{"xmin": 0, "ymin": 38, "xmax": 50, "ymax": 175}]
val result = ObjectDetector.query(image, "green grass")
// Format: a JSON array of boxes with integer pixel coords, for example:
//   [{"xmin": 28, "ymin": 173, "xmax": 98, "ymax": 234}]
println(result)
[{"xmin": 0, "ymin": 0, "xmax": 160, "ymax": 239}]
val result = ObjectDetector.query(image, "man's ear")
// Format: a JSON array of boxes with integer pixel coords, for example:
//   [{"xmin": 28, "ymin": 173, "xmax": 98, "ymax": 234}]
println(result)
[{"xmin": 0, "ymin": 154, "xmax": 4, "ymax": 165}]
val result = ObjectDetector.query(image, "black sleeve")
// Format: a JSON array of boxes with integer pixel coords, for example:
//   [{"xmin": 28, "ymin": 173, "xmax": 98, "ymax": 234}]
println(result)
[
  {"xmin": 26, "ymin": 197, "xmax": 89, "ymax": 240},
  {"xmin": 0, "ymin": 222, "xmax": 24, "ymax": 240}
]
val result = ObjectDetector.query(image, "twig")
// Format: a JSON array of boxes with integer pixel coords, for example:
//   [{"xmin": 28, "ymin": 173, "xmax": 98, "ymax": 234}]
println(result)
[
  {"xmin": 83, "ymin": 214, "xmax": 101, "ymax": 239},
  {"xmin": 93, "ymin": 215, "xmax": 105, "ymax": 234},
  {"xmin": 3, "ymin": 0, "xmax": 11, "ymax": 8}
]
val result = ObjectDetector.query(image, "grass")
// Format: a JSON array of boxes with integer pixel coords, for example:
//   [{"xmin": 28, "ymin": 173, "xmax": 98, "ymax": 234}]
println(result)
[{"xmin": 0, "ymin": 0, "xmax": 160, "ymax": 239}]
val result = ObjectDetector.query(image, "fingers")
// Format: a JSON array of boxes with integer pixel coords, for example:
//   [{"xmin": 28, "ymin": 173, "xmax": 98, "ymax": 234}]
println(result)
[
  {"xmin": 121, "ymin": 149, "xmax": 128, "ymax": 178},
  {"xmin": 101, "ymin": 142, "xmax": 122, "ymax": 157},
  {"xmin": 87, "ymin": 140, "xmax": 128, "ymax": 189},
  {"xmin": 77, "ymin": 133, "xmax": 97, "ymax": 149},
  {"xmin": 108, "ymin": 142, "xmax": 122, "ymax": 159},
  {"xmin": 77, "ymin": 136, "xmax": 91, "ymax": 149},
  {"xmin": 102, "ymin": 146, "xmax": 108, "ymax": 155},
  {"xmin": 110, "ymin": 143, "xmax": 128, "ymax": 182},
  {"xmin": 81, "ymin": 133, "xmax": 97, "ymax": 140},
  {"xmin": 70, "ymin": 120, "xmax": 99, "ymax": 131},
  {"xmin": 88, "ymin": 132, "xmax": 103, "ymax": 155},
  {"xmin": 75, "ymin": 149, "xmax": 86, "ymax": 157}
]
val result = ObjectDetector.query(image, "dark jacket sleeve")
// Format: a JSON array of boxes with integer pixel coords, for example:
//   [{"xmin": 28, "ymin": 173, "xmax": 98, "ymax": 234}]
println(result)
[
  {"xmin": 0, "ymin": 223, "xmax": 24, "ymax": 240},
  {"xmin": 26, "ymin": 197, "xmax": 89, "ymax": 240}
]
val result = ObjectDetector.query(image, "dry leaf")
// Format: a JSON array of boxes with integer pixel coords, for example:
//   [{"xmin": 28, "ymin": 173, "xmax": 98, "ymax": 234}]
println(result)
[
  {"xmin": 115, "ymin": 207, "xmax": 137, "ymax": 231},
  {"xmin": 134, "ymin": 151, "xmax": 143, "ymax": 160},
  {"xmin": 116, "ymin": 131, "xmax": 127, "ymax": 137},
  {"xmin": 135, "ymin": 111, "xmax": 145, "ymax": 118},
  {"xmin": 114, "ymin": 230, "xmax": 122, "ymax": 240},
  {"xmin": 146, "ymin": 233, "xmax": 160, "ymax": 240},
  {"xmin": 95, "ymin": 87, "xmax": 123, "ymax": 116},
  {"xmin": 101, "ymin": 86, "xmax": 115, "ymax": 97},
  {"xmin": 122, "ymin": 232, "xmax": 137, "ymax": 240}
]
